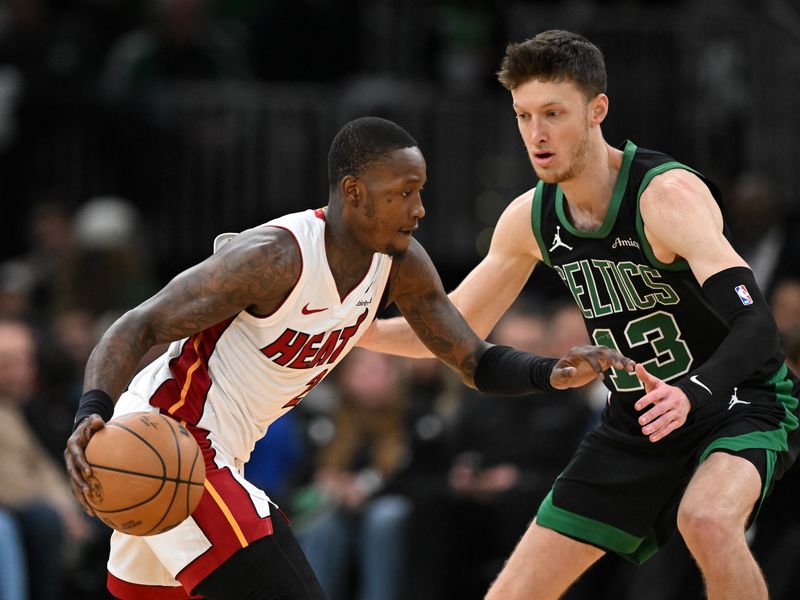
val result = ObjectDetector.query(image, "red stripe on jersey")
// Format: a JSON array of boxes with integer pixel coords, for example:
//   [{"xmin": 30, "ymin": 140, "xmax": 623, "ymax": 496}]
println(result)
[
  {"xmin": 107, "ymin": 573, "xmax": 202, "ymax": 599},
  {"xmin": 150, "ymin": 318, "xmax": 235, "ymax": 424},
  {"xmin": 174, "ymin": 424, "xmax": 274, "ymax": 593}
]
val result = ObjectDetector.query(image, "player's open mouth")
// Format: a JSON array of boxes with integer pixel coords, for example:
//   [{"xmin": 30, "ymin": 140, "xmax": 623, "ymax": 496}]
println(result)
[
  {"xmin": 533, "ymin": 151, "xmax": 555, "ymax": 166},
  {"xmin": 400, "ymin": 226, "xmax": 418, "ymax": 236}
]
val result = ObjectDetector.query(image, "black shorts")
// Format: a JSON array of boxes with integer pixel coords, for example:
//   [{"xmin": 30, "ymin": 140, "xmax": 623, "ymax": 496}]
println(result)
[
  {"xmin": 536, "ymin": 364, "xmax": 800, "ymax": 564},
  {"xmin": 194, "ymin": 511, "xmax": 327, "ymax": 600}
]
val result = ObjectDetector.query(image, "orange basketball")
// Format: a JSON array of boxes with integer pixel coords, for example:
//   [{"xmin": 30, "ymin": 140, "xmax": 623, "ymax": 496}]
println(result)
[{"xmin": 84, "ymin": 412, "xmax": 206, "ymax": 536}]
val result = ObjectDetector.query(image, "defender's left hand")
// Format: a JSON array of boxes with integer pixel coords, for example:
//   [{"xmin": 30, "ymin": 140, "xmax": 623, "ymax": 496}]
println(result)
[
  {"xmin": 634, "ymin": 363, "xmax": 691, "ymax": 442},
  {"xmin": 550, "ymin": 345, "xmax": 635, "ymax": 389}
]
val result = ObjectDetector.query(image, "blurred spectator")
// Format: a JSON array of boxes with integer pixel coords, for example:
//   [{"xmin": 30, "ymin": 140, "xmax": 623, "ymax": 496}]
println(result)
[
  {"xmin": 727, "ymin": 172, "xmax": 800, "ymax": 294},
  {"xmin": 293, "ymin": 348, "xmax": 412, "ymax": 600},
  {"xmin": 441, "ymin": 298, "xmax": 595, "ymax": 599},
  {"xmin": 0, "ymin": 318, "xmax": 92, "ymax": 600},
  {"xmin": 387, "ymin": 356, "xmax": 461, "ymax": 600},
  {"xmin": 0, "ymin": 260, "xmax": 34, "ymax": 320},
  {"xmin": 770, "ymin": 278, "xmax": 800, "ymax": 337},
  {"xmin": 102, "ymin": 0, "xmax": 251, "ymax": 102},
  {"xmin": 25, "ymin": 308, "xmax": 97, "ymax": 462},
  {"xmin": 245, "ymin": 410, "xmax": 307, "ymax": 507},
  {"xmin": 432, "ymin": 1, "xmax": 504, "ymax": 94},
  {"xmin": 783, "ymin": 325, "xmax": 800, "ymax": 375},
  {"xmin": 0, "ymin": 1, "xmax": 107, "ymax": 256},
  {"xmin": 0, "ymin": 508, "xmax": 26, "ymax": 600},
  {"xmin": 15, "ymin": 201, "xmax": 76, "ymax": 322},
  {"xmin": 0, "ymin": 0, "xmax": 106, "ymax": 97},
  {"xmin": 749, "ymin": 316, "xmax": 800, "ymax": 600},
  {"xmin": 60, "ymin": 196, "xmax": 155, "ymax": 318}
]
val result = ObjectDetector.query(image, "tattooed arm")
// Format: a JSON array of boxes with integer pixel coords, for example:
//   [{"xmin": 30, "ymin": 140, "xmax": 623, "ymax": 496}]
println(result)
[
  {"xmin": 82, "ymin": 225, "xmax": 301, "ymax": 399},
  {"xmin": 65, "ymin": 226, "xmax": 301, "ymax": 514},
  {"xmin": 389, "ymin": 239, "xmax": 488, "ymax": 384}
]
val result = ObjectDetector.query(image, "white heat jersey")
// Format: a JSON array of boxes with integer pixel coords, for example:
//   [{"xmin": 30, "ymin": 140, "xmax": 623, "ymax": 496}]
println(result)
[{"xmin": 114, "ymin": 208, "xmax": 393, "ymax": 467}]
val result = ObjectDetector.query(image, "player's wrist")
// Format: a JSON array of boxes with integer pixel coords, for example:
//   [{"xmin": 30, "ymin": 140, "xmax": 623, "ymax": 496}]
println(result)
[
  {"xmin": 672, "ymin": 377, "xmax": 706, "ymax": 410},
  {"xmin": 73, "ymin": 389, "xmax": 114, "ymax": 431},
  {"xmin": 474, "ymin": 345, "xmax": 558, "ymax": 394}
]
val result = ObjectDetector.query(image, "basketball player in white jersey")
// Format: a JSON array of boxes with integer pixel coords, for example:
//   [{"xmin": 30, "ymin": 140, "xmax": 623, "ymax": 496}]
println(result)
[{"xmin": 64, "ymin": 116, "xmax": 633, "ymax": 600}]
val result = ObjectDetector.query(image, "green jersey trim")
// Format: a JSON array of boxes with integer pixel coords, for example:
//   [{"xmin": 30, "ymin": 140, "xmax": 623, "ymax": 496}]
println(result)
[
  {"xmin": 537, "ymin": 490, "xmax": 659, "ymax": 564},
  {"xmin": 531, "ymin": 181, "xmax": 552, "ymax": 267},
  {"xmin": 634, "ymin": 162, "xmax": 703, "ymax": 271},
  {"xmin": 554, "ymin": 140, "xmax": 637, "ymax": 239}
]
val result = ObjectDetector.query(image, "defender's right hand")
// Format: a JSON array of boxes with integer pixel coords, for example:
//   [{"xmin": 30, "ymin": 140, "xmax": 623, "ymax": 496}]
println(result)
[{"xmin": 64, "ymin": 415, "xmax": 106, "ymax": 515}]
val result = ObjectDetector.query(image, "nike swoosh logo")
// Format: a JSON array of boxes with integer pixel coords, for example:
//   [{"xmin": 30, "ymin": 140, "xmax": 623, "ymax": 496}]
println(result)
[
  {"xmin": 690, "ymin": 375, "xmax": 712, "ymax": 395},
  {"xmin": 301, "ymin": 303, "xmax": 327, "ymax": 315}
]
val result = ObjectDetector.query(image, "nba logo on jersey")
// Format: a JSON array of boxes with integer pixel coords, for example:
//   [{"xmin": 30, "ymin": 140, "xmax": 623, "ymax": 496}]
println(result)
[{"xmin": 735, "ymin": 284, "xmax": 753, "ymax": 305}]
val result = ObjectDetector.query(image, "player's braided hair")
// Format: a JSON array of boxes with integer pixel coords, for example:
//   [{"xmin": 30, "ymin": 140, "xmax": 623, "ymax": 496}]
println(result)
[
  {"xmin": 497, "ymin": 29, "xmax": 606, "ymax": 99},
  {"xmin": 328, "ymin": 116, "xmax": 418, "ymax": 191}
]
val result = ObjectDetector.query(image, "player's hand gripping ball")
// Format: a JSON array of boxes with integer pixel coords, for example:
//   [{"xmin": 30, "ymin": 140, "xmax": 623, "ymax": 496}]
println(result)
[{"xmin": 84, "ymin": 412, "xmax": 206, "ymax": 536}]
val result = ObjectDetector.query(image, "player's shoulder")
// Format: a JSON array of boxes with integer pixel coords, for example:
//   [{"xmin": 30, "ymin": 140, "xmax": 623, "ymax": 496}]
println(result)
[
  {"xmin": 642, "ymin": 167, "xmax": 708, "ymax": 200},
  {"xmin": 214, "ymin": 224, "xmax": 302, "ymax": 276},
  {"xmin": 507, "ymin": 187, "xmax": 536, "ymax": 212},
  {"xmin": 388, "ymin": 237, "xmax": 438, "ymax": 291},
  {"xmin": 493, "ymin": 187, "xmax": 539, "ymax": 245},
  {"xmin": 640, "ymin": 167, "xmax": 722, "ymax": 239}
]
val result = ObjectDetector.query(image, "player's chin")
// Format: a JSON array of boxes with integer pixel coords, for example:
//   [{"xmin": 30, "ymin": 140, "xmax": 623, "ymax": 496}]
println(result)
[{"xmin": 384, "ymin": 235, "xmax": 412, "ymax": 257}]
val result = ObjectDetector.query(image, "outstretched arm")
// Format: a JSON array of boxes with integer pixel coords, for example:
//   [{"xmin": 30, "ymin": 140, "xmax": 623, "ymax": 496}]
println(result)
[
  {"xmin": 65, "ymin": 226, "xmax": 301, "ymax": 513},
  {"xmin": 387, "ymin": 237, "xmax": 633, "ymax": 392},
  {"xmin": 359, "ymin": 192, "xmax": 541, "ymax": 357},
  {"xmin": 635, "ymin": 169, "xmax": 780, "ymax": 441}
]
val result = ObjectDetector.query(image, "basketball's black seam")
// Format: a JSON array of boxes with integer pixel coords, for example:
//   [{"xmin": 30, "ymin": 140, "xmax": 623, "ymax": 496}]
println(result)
[
  {"xmin": 87, "ymin": 464, "xmax": 204, "ymax": 485},
  {"xmin": 142, "ymin": 414, "xmax": 185, "ymax": 535},
  {"xmin": 89, "ymin": 474, "xmax": 166, "ymax": 515},
  {"xmin": 88, "ymin": 419, "xmax": 170, "ymax": 519}
]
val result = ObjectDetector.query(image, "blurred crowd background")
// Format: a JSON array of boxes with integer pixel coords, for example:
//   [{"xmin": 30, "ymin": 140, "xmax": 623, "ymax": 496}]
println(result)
[{"xmin": 1, "ymin": 0, "xmax": 800, "ymax": 599}]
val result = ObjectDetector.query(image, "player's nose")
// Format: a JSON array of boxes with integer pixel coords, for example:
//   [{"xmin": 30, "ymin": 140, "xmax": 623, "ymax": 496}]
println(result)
[{"xmin": 412, "ymin": 197, "xmax": 425, "ymax": 220}]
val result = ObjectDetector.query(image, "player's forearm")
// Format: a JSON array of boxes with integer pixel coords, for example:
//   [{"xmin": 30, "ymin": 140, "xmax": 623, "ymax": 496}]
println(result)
[
  {"xmin": 674, "ymin": 267, "xmax": 781, "ymax": 407},
  {"xmin": 358, "ymin": 316, "xmax": 434, "ymax": 358}
]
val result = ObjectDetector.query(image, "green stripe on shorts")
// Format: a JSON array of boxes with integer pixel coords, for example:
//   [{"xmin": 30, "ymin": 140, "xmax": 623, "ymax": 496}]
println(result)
[
  {"xmin": 536, "ymin": 491, "xmax": 659, "ymax": 565},
  {"xmin": 698, "ymin": 363, "xmax": 798, "ymax": 509}
]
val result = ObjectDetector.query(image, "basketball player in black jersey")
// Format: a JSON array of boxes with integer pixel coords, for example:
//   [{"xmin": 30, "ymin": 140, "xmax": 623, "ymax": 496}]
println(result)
[{"xmin": 360, "ymin": 30, "xmax": 800, "ymax": 599}]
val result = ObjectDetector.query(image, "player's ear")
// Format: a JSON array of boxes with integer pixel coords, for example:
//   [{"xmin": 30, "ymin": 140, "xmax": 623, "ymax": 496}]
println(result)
[
  {"xmin": 342, "ymin": 175, "xmax": 361, "ymax": 206},
  {"xmin": 589, "ymin": 93, "xmax": 608, "ymax": 126}
]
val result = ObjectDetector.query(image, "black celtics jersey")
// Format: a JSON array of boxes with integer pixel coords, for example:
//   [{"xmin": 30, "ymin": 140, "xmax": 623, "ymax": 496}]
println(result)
[{"xmin": 531, "ymin": 140, "xmax": 784, "ymax": 433}]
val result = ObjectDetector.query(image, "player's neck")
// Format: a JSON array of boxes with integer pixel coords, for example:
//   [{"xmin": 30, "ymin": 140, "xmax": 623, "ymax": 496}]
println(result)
[
  {"xmin": 558, "ymin": 141, "xmax": 623, "ymax": 231},
  {"xmin": 323, "ymin": 206, "xmax": 374, "ymax": 294}
]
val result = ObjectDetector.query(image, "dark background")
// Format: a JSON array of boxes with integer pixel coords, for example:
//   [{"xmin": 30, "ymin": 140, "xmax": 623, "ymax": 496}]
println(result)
[{"xmin": 1, "ymin": 0, "xmax": 799, "ymax": 290}]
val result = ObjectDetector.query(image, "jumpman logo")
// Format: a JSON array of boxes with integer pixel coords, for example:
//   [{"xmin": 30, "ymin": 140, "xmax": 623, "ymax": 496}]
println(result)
[
  {"xmin": 549, "ymin": 226, "xmax": 573, "ymax": 252},
  {"xmin": 727, "ymin": 387, "xmax": 751, "ymax": 410}
]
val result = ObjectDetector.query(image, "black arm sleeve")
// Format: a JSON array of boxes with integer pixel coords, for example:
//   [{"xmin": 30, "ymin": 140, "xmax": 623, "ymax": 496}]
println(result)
[
  {"xmin": 673, "ymin": 266, "xmax": 781, "ymax": 409},
  {"xmin": 474, "ymin": 345, "xmax": 558, "ymax": 395}
]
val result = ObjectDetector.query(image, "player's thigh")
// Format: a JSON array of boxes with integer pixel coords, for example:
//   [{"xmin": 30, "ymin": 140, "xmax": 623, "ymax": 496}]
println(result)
[
  {"xmin": 195, "ymin": 512, "xmax": 326, "ymax": 600},
  {"xmin": 487, "ymin": 519, "xmax": 604, "ymax": 600},
  {"xmin": 679, "ymin": 451, "xmax": 762, "ymax": 530}
]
